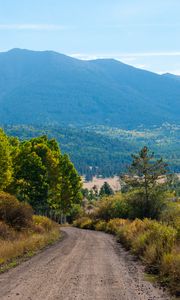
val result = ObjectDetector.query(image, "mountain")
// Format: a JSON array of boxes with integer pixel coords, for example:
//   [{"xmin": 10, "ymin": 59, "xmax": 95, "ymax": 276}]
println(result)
[
  {"xmin": 0, "ymin": 48, "xmax": 180, "ymax": 128},
  {"xmin": 162, "ymin": 73, "xmax": 180, "ymax": 82}
]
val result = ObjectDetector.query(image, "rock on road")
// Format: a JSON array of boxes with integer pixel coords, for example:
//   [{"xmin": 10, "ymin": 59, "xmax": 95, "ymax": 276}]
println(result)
[{"xmin": 0, "ymin": 227, "xmax": 170, "ymax": 300}]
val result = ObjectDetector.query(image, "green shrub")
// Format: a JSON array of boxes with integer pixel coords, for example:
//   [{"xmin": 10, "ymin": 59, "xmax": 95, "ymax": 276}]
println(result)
[
  {"xmin": 73, "ymin": 217, "xmax": 94, "ymax": 229},
  {"xmin": 124, "ymin": 189, "xmax": 170, "ymax": 220},
  {"xmin": 117, "ymin": 218, "xmax": 177, "ymax": 273},
  {"xmin": 95, "ymin": 220, "xmax": 107, "ymax": 231},
  {"xmin": 68, "ymin": 204, "xmax": 84, "ymax": 222},
  {"xmin": 32, "ymin": 215, "xmax": 55, "ymax": 232},
  {"xmin": 106, "ymin": 218, "xmax": 128, "ymax": 234},
  {"xmin": 160, "ymin": 202, "xmax": 180, "ymax": 239},
  {"xmin": 0, "ymin": 192, "xmax": 33, "ymax": 230},
  {"xmin": 160, "ymin": 250, "xmax": 180, "ymax": 296},
  {"xmin": 94, "ymin": 194, "xmax": 129, "ymax": 221},
  {"xmin": 133, "ymin": 222, "xmax": 176, "ymax": 270},
  {"xmin": 117, "ymin": 218, "xmax": 148, "ymax": 249}
]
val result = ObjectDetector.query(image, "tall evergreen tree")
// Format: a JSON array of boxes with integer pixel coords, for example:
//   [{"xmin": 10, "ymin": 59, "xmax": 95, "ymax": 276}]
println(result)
[
  {"xmin": 129, "ymin": 146, "xmax": 168, "ymax": 198},
  {"xmin": 122, "ymin": 146, "xmax": 169, "ymax": 218},
  {"xmin": 99, "ymin": 182, "xmax": 114, "ymax": 197}
]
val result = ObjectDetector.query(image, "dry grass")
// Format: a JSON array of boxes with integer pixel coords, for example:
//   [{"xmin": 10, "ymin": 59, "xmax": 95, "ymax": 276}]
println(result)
[
  {"xmin": 83, "ymin": 176, "xmax": 120, "ymax": 192},
  {"xmin": 0, "ymin": 216, "xmax": 60, "ymax": 268}
]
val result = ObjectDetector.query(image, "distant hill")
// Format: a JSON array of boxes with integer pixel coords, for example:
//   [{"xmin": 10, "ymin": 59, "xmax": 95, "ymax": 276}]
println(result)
[
  {"xmin": 0, "ymin": 48, "xmax": 180, "ymax": 128},
  {"xmin": 162, "ymin": 73, "xmax": 180, "ymax": 82},
  {"xmin": 4, "ymin": 124, "xmax": 180, "ymax": 178}
]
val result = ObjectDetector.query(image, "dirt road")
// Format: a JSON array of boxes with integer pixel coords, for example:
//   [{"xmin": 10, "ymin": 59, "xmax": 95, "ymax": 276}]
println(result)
[{"xmin": 0, "ymin": 227, "xmax": 170, "ymax": 300}]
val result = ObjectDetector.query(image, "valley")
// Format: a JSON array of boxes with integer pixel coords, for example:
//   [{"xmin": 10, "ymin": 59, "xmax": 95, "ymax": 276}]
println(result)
[
  {"xmin": 0, "ymin": 49, "xmax": 179, "ymax": 300},
  {"xmin": 4, "ymin": 123, "xmax": 180, "ymax": 178},
  {"xmin": 0, "ymin": 1, "xmax": 180, "ymax": 299}
]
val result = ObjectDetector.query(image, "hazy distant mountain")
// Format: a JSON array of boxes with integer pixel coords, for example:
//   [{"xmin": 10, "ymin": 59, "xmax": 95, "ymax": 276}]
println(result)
[
  {"xmin": 162, "ymin": 73, "xmax": 180, "ymax": 82},
  {"xmin": 0, "ymin": 48, "xmax": 180, "ymax": 128}
]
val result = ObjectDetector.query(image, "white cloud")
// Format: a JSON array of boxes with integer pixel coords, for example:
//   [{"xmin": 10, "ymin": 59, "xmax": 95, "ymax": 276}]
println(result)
[
  {"xmin": 70, "ymin": 53, "xmax": 100, "ymax": 60},
  {"xmin": 132, "ymin": 64, "xmax": 148, "ymax": 70},
  {"xmin": 70, "ymin": 52, "xmax": 180, "ymax": 75},
  {"xmin": 70, "ymin": 52, "xmax": 180, "ymax": 60},
  {"xmin": 0, "ymin": 24, "xmax": 66, "ymax": 31}
]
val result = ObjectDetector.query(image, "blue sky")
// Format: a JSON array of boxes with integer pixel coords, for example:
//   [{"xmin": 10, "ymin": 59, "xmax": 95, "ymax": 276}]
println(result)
[{"xmin": 0, "ymin": 0, "xmax": 180, "ymax": 74}]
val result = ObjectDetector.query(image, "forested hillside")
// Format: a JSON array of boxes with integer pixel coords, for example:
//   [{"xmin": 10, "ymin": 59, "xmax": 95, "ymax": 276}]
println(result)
[
  {"xmin": 0, "ymin": 49, "xmax": 180, "ymax": 128},
  {"xmin": 0, "ymin": 49, "xmax": 179, "ymax": 178},
  {"xmin": 4, "ymin": 123, "xmax": 180, "ymax": 178}
]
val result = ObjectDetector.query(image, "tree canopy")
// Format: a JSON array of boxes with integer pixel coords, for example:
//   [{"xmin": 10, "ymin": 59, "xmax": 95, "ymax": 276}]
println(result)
[
  {"xmin": 0, "ymin": 128, "xmax": 82, "ymax": 216},
  {"xmin": 0, "ymin": 129, "xmax": 13, "ymax": 190}
]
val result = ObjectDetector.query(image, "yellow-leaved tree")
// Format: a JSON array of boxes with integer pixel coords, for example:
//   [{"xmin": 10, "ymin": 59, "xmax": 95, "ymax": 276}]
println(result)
[{"xmin": 0, "ymin": 128, "xmax": 13, "ymax": 190}]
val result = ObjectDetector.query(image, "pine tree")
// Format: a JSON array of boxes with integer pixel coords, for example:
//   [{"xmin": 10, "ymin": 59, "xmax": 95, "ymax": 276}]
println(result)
[
  {"xmin": 129, "ymin": 146, "xmax": 168, "ymax": 199},
  {"xmin": 123, "ymin": 146, "xmax": 169, "ymax": 218},
  {"xmin": 99, "ymin": 181, "xmax": 114, "ymax": 197}
]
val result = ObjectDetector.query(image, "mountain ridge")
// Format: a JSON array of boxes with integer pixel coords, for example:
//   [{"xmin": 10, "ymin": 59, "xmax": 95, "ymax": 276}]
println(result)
[{"xmin": 0, "ymin": 48, "xmax": 180, "ymax": 129}]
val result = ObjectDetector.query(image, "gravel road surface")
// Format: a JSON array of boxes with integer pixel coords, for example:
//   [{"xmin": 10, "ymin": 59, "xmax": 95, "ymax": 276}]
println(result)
[{"xmin": 0, "ymin": 227, "xmax": 170, "ymax": 300}]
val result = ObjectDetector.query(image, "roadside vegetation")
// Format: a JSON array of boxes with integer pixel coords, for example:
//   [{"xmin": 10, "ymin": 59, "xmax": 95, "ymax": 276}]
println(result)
[
  {"xmin": 0, "ymin": 128, "xmax": 82, "ymax": 270},
  {"xmin": 74, "ymin": 147, "xmax": 180, "ymax": 296},
  {"xmin": 0, "ymin": 192, "xmax": 60, "ymax": 270}
]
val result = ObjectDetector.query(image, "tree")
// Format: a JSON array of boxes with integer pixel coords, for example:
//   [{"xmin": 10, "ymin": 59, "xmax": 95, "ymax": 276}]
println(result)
[
  {"xmin": 0, "ymin": 129, "xmax": 13, "ymax": 190},
  {"xmin": 49, "ymin": 154, "xmax": 82, "ymax": 217},
  {"xmin": 95, "ymin": 194, "xmax": 129, "ymax": 221},
  {"xmin": 81, "ymin": 188, "xmax": 89, "ymax": 199},
  {"xmin": 30, "ymin": 136, "xmax": 62, "ymax": 209},
  {"xmin": 11, "ymin": 141, "xmax": 48, "ymax": 211},
  {"xmin": 3, "ymin": 131, "xmax": 82, "ymax": 218},
  {"xmin": 8, "ymin": 136, "xmax": 62, "ymax": 213},
  {"xmin": 99, "ymin": 182, "xmax": 114, "ymax": 197},
  {"xmin": 123, "ymin": 146, "xmax": 168, "ymax": 219}
]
